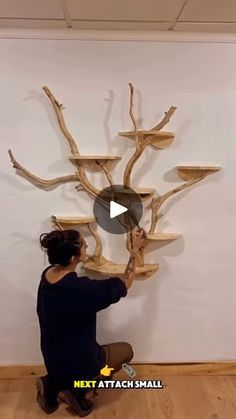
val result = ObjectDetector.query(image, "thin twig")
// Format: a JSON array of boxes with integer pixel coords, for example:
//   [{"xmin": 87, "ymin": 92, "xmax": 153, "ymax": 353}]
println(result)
[{"xmin": 51, "ymin": 216, "xmax": 64, "ymax": 231}]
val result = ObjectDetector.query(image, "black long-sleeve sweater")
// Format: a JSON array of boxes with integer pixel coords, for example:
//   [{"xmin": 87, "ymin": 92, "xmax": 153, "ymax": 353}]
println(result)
[{"xmin": 37, "ymin": 265, "xmax": 127, "ymax": 382}]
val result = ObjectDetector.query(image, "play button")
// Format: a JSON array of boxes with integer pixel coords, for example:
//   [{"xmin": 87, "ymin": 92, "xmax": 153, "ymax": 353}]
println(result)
[
  {"xmin": 110, "ymin": 201, "xmax": 128, "ymax": 219},
  {"xmin": 93, "ymin": 185, "xmax": 143, "ymax": 234}
]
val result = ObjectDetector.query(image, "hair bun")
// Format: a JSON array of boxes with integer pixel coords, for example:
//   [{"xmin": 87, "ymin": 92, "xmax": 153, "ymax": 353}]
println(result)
[{"xmin": 40, "ymin": 230, "xmax": 63, "ymax": 250}]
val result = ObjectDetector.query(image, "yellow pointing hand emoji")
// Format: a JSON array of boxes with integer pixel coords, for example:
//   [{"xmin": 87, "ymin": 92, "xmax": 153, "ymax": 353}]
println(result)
[{"xmin": 100, "ymin": 364, "xmax": 114, "ymax": 377}]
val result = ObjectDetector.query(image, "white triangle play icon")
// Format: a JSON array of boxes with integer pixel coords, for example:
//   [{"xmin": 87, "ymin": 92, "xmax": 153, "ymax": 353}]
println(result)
[{"xmin": 110, "ymin": 201, "xmax": 128, "ymax": 219}]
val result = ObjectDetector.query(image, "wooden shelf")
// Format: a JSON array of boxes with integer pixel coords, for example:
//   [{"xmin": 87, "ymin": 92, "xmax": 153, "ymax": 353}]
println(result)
[
  {"xmin": 176, "ymin": 165, "xmax": 221, "ymax": 181},
  {"xmin": 51, "ymin": 216, "xmax": 95, "ymax": 225},
  {"xmin": 147, "ymin": 233, "xmax": 181, "ymax": 241},
  {"xmin": 122, "ymin": 187, "xmax": 155, "ymax": 200},
  {"xmin": 83, "ymin": 257, "xmax": 159, "ymax": 280},
  {"xmin": 118, "ymin": 130, "xmax": 175, "ymax": 149},
  {"xmin": 69, "ymin": 155, "xmax": 121, "ymax": 171}
]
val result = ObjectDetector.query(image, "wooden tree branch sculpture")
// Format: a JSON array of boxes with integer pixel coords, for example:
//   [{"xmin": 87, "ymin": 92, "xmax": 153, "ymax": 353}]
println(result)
[
  {"xmin": 42, "ymin": 87, "xmax": 79, "ymax": 156},
  {"xmin": 122, "ymin": 83, "xmax": 177, "ymax": 189},
  {"xmin": 9, "ymin": 83, "xmax": 221, "ymax": 280},
  {"xmin": 42, "ymin": 86, "xmax": 101, "ymax": 199},
  {"xmin": 8, "ymin": 86, "xmax": 120, "ymax": 267},
  {"xmin": 123, "ymin": 87, "xmax": 151, "ymax": 188}
]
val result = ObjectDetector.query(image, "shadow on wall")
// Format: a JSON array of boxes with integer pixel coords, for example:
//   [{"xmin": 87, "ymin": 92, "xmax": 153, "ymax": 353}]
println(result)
[
  {"xmin": 103, "ymin": 89, "xmax": 115, "ymax": 156},
  {"xmin": 0, "ymin": 167, "xmax": 36, "ymax": 192}
]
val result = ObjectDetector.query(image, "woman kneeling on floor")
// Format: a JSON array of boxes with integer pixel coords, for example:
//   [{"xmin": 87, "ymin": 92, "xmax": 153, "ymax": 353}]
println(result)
[{"xmin": 36, "ymin": 227, "xmax": 146, "ymax": 416}]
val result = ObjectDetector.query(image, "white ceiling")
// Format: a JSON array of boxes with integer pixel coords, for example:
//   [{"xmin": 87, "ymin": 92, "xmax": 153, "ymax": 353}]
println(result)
[{"xmin": 1, "ymin": 0, "xmax": 236, "ymax": 32}]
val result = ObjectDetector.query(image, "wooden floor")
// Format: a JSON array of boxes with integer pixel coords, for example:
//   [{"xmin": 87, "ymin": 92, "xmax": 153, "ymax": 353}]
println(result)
[{"xmin": 1, "ymin": 371, "xmax": 236, "ymax": 418}]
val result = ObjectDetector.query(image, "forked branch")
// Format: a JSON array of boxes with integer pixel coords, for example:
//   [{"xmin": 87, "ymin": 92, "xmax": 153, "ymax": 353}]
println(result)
[
  {"xmin": 123, "ymin": 88, "xmax": 176, "ymax": 188},
  {"xmin": 97, "ymin": 161, "xmax": 114, "ymax": 189},
  {"xmin": 42, "ymin": 86, "xmax": 79, "ymax": 156},
  {"xmin": 123, "ymin": 83, "xmax": 150, "ymax": 187},
  {"xmin": 43, "ymin": 86, "xmax": 101, "ymax": 198}
]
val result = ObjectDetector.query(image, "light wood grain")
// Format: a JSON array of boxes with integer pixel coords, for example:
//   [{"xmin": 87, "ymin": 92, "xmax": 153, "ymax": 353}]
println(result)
[
  {"xmin": 118, "ymin": 130, "xmax": 175, "ymax": 149},
  {"xmin": 69, "ymin": 155, "xmax": 121, "ymax": 172},
  {"xmin": 42, "ymin": 86, "xmax": 100, "ymax": 198},
  {"xmin": 147, "ymin": 233, "xmax": 181, "ymax": 241},
  {"xmin": 83, "ymin": 257, "xmax": 159, "ymax": 279},
  {"xmin": 1, "ymin": 372, "xmax": 236, "ymax": 418},
  {"xmin": 8, "ymin": 84, "xmax": 223, "ymax": 287},
  {"xmin": 51, "ymin": 216, "xmax": 95, "ymax": 225},
  {"xmin": 69, "ymin": 156, "xmax": 121, "ymax": 160},
  {"xmin": 176, "ymin": 165, "xmax": 221, "ymax": 181},
  {"xmin": 122, "ymin": 84, "xmax": 176, "ymax": 188}
]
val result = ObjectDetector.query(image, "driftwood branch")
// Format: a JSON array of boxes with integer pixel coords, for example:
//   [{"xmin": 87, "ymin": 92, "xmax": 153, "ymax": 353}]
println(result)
[
  {"xmin": 123, "ymin": 103, "xmax": 176, "ymax": 189},
  {"xmin": 97, "ymin": 161, "xmax": 114, "ymax": 189},
  {"xmin": 87, "ymin": 222, "xmax": 103, "ymax": 264},
  {"xmin": 74, "ymin": 170, "xmax": 111, "ymax": 208},
  {"xmin": 149, "ymin": 208, "xmax": 164, "ymax": 235},
  {"xmin": 123, "ymin": 135, "xmax": 150, "ymax": 188},
  {"xmin": 74, "ymin": 173, "xmax": 98, "ymax": 199},
  {"xmin": 43, "ymin": 86, "xmax": 101, "ymax": 198},
  {"xmin": 8, "ymin": 149, "xmax": 79, "ymax": 187},
  {"xmin": 150, "ymin": 106, "xmax": 177, "ymax": 132},
  {"xmin": 123, "ymin": 83, "xmax": 147, "ymax": 187},
  {"xmin": 42, "ymin": 86, "xmax": 79, "ymax": 156},
  {"xmin": 128, "ymin": 83, "xmax": 139, "ymax": 150},
  {"xmin": 75, "ymin": 171, "xmax": 112, "ymax": 216},
  {"xmin": 74, "ymin": 169, "xmax": 100, "ymax": 198},
  {"xmin": 126, "ymin": 227, "xmax": 148, "ymax": 268},
  {"xmin": 149, "ymin": 173, "xmax": 207, "ymax": 234}
]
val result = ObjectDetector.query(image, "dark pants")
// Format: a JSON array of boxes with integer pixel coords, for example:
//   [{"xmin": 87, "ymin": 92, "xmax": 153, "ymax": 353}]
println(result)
[
  {"xmin": 101, "ymin": 341, "xmax": 134, "ymax": 374},
  {"xmin": 43, "ymin": 341, "xmax": 134, "ymax": 399}
]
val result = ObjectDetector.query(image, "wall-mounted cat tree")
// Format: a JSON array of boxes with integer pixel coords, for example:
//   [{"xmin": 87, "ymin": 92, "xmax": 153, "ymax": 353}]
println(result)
[{"xmin": 8, "ymin": 84, "xmax": 221, "ymax": 279}]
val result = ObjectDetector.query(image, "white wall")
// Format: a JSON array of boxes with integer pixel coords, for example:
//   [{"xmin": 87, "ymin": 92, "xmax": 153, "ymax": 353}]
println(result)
[{"xmin": 1, "ymin": 34, "xmax": 235, "ymax": 364}]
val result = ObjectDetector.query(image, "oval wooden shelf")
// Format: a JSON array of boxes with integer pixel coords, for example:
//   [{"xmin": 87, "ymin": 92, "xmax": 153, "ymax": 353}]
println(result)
[
  {"xmin": 69, "ymin": 155, "xmax": 121, "ymax": 171},
  {"xmin": 176, "ymin": 165, "xmax": 221, "ymax": 181},
  {"xmin": 147, "ymin": 233, "xmax": 181, "ymax": 241},
  {"xmin": 118, "ymin": 130, "xmax": 175, "ymax": 149},
  {"xmin": 83, "ymin": 258, "xmax": 159, "ymax": 280},
  {"xmin": 51, "ymin": 216, "xmax": 95, "ymax": 225}
]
